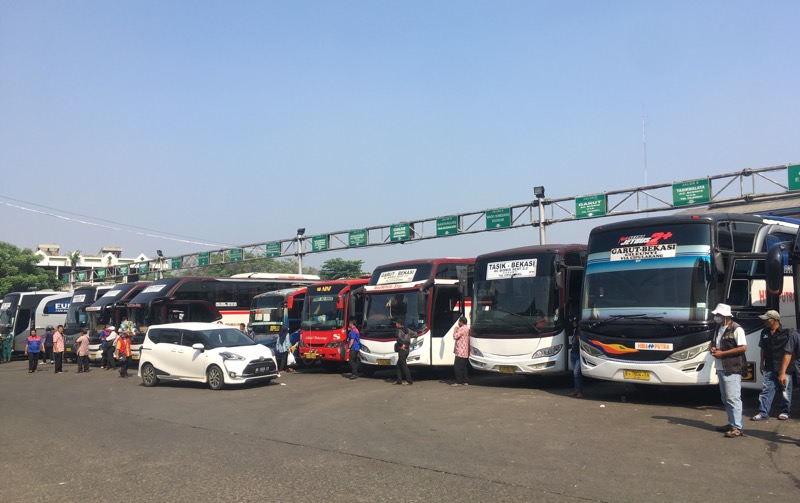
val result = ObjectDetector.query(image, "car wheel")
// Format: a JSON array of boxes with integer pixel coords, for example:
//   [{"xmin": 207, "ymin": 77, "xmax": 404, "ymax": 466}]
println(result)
[
  {"xmin": 207, "ymin": 364, "xmax": 225, "ymax": 390},
  {"xmin": 140, "ymin": 362, "xmax": 159, "ymax": 387}
]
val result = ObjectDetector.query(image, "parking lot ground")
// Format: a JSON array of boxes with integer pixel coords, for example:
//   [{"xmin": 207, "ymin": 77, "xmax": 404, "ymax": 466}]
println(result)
[{"xmin": 2, "ymin": 360, "xmax": 800, "ymax": 503}]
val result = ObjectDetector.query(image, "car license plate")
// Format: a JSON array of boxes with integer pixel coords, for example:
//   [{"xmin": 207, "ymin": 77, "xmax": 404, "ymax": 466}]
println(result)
[
  {"xmin": 498, "ymin": 365, "xmax": 517, "ymax": 374},
  {"xmin": 623, "ymin": 369, "xmax": 650, "ymax": 381},
  {"xmin": 255, "ymin": 366, "xmax": 267, "ymax": 374},
  {"xmin": 131, "ymin": 353, "xmax": 139, "ymax": 360},
  {"xmin": 66, "ymin": 348, "xmax": 72, "ymax": 352},
  {"xmin": 377, "ymin": 359, "xmax": 391, "ymax": 366},
  {"xmin": 305, "ymin": 352, "xmax": 317, "ymax": 360}
]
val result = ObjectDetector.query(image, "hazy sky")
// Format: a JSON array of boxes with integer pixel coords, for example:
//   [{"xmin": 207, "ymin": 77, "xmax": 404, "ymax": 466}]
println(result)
[{"xmin": 1, "ymin": 1, "xmax": 798, "ymax": 272}]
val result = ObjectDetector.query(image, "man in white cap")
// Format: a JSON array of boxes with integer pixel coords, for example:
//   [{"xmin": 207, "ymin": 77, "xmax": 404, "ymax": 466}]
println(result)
[
  {"xmin": 104, "ymin": 325, "xmax": 118, "ymax": 370},
  {"xmin": 710, "ymin": 303, "xmax": 748, "ymax": 437},
  {"xmin": 751, "ymin": 310, "xmax": 793, "ymax": 421}
]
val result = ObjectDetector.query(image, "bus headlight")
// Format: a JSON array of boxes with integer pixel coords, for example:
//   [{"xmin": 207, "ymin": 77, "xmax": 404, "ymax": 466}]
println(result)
[
  {"xmin": 668, "ymin": 341, "xmax": 711, "ymax": 362},
  {"xmin": 470, "ymin": 346, "xmax": 484, "ymax": 357},
  {"xmin": 580, "ymin": 339, "xmax": 603, "ymax": 357},
  {"xmin": 359, "ymin": 344, "xmax": 370, "ymax": 353},
  {"xmin": 532, "ymin": 344, "xmax": 562, "ymax": 359},
  {"xmin": 326, "ymin": 341, "xmax": 343, "ymax": 348},
  {"xmin": 409, "ymin": 338, "xmax": 424, "ymax": 351}
]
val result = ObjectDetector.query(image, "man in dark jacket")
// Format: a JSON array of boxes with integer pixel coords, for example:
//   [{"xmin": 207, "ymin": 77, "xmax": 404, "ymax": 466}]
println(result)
[{"xmin": 751, "ymin": 310, "xmax": 794, "ymax": 421}]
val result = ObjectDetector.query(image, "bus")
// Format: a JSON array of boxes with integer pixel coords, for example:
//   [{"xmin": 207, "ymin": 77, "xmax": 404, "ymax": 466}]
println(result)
[
  {"xmin": 359, "ymin": 258, "xmax": 474, "ymax": 372},
  {"xmin": 469, "ymin": 245, "xmax": 586, "ymax": 375},
  {"xmin": 298, "ymin": 278, "xmax": 369, "ymax": 370},
  {"xmin": 0, "ymin": 291, "xmax": 61, "ymax": 352},
  {"xmin": 579, "ymin": 213, "xmax": 798, "ymax": 390},
  {"xmin": 86, "ymin": 281, "xmax": 150, "ymax": 363},
  {"xmin": 33, "ymin": 292, "xmax": 72, "ymax": 334},
  {"xmin": 249, "ymin": 287, "xmax": 307, "ymax": 353},
  {"xmin": 125, "ymin": 274, "xmax": 320, "ymax": 360},
  {"xmin": 63, "ymin": 285, "xmax": 114, "ymax": 362}
]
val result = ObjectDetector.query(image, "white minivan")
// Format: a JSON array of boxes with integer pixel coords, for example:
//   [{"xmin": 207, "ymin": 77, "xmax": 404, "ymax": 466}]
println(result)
[{"xmin": 138, "ymin": 322, "xmax": 278, "ymax": 390}]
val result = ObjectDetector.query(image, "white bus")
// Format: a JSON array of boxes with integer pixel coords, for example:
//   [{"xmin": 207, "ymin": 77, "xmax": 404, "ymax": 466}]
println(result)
[
  {"xmin": 0, "ymin": 291, "xmax": 61, "ymax": 352},
  {"xmin": 33, "ymin": 292, "xmax": 72, "ymax": 332},
  {"xmin": 359, "ymin": 258, "xmax": 473, "ymax": 372},
  {"xmin": 469, "ymin": 245, "xmax": 586, "ymax": 375},
  {"xmin": 579, "ymin": 213, "xmax": 798, "ymax": 390}
]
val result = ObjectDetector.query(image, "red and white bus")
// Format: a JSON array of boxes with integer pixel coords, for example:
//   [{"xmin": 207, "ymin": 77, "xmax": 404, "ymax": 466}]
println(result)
[
  {"xmin": 358, "ymin": 258, "xmax": 474, "ymax": 372},
  {"xmin": 125, "ymin": 274, "xmax": 320, "ymax": 360},
  {"xmin": 298, "ymin": 277, "xmax": 369, "ymax": 371}
]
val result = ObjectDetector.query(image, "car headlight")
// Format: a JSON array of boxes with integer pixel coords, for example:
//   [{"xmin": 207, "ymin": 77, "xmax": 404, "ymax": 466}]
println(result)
[
  {"xmin": 219, "ymin": 351, "xmax": 245, "ymax": 361},
  {"xmin": 532, "ymin": 344, "xmax": 562, "ymax": 359},
  {"xmin": 409, "ymin": 338, "xmax": 424, "ymax": 351},
  {"xmin": 580, "ymin": 339, "xmax": 604, "ymax": 357},
  {"xmin": 668, "ymin": 341, "xmax": 711, "ymax": 361},
  {"xmin": 470, "ymin": 346, "xmax": 484, "ymax": 357}
]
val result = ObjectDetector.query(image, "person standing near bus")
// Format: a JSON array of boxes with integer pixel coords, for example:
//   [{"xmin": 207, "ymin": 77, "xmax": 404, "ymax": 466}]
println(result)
[
  {"xmin": 52, "ymin": 324, "xmax": 66, "ymax": 374},
  {"xmin": 275, "ymin": 323, "xmax": 293, "ymax": 376},
  {"xmin": 452, "ymin": 316, "xmax": 470, "ymax": 387},
  {"xmin": 710, "ymin": 303, "xmax": 748, "ymax": 438},
  {"xmin": 393, "ymin": 319, "xmax": 413, "ymax": 386},
  {"xmin": 104, "ymin": 326, "xmax": 118, "ymax": 370},
  {"xmin": 1, "ymin": 329, "xmax": 12, "ymax": 363},
  {"xmin": 75, "ymin": 328, "xmax": 90, "ymax": 373},
  {"xmin": 346, "ymin": 317, "xmax": 361, "ymax": 380},
  {"xmin": 116, "ymin": 330, "xmax": 131, "ymax": 378},
  {"xmin": 751, "ymin": 310, "xmax": 793, "ymax": 421},
  {"xmin": 568, "ymin": 317, "xmax": 584, "ymax": 398},
  {"xmin": 24, "ymin": 329, "xmax": 42, "ymax": 373},
  {"xmin": 42, "ymin": 326, "xmax": 54, "ymax": 364}
]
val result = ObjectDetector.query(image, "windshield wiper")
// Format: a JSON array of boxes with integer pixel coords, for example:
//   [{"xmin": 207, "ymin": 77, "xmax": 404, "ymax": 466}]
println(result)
[
  {"xmin": 492, "ymin": 308, "xmax": 541, "ymax": 334},
  {"xmin": 590, "ymin": 313, "xmax": 681, "ymax": 331}
]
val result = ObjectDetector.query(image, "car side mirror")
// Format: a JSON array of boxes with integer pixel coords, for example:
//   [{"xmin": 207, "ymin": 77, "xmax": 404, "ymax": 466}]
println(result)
[{"xmin": 192, "ymin": 343, "xmax": 205, "ymax": 352}]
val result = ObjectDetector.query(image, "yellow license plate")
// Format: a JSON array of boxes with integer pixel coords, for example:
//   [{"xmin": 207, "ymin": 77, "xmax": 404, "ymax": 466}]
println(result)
[
  {"xmin": 66, "ymin": 348, "xmax": 72, "ymax": 352},
  {"xmin": 304, "ymin": 352, "xmax": 318, "ymax": 360},
  {"xmin": 377, "ymin": 359, "xmax": 391, "ymax": 366},
  {"xmin": 132, "ymin": 353, "xmax": 139, "ymax": 360},
  {"xmin": 623, "ymin": 369, "xmax": 650, "ymax": 381},
  {"xmin": 498, "ymin": 365, "xmax": 517, "ymax": 374}
]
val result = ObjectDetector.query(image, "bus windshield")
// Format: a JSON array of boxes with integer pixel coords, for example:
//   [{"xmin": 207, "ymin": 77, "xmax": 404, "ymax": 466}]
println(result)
[
  {"xmin": 251, "ymin": 295, "xmax": 285, "ymax": 336},
  {"xmin": 473, "ymin": 269, "xmax": 557, "ymax": 335},
  {"xmin": 302, "ymin": 294, "xmax": 344, "ymax": 330},
  {"xmin": 363, "ymin": 291, "xmax": 427, "ymax": 332},
  {"xmin": 582, "ymin": 223, "xmax": 713, "ymax": 329},
  {"xmin": 0, "ymin": 296, "xmax": 19, "ymax": 334}
]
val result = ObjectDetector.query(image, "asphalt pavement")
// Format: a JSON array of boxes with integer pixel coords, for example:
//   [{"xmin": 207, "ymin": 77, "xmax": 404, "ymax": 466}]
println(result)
[{"xmin": 1, "ymin": 359, "xmax": 799, "ymax": 503}]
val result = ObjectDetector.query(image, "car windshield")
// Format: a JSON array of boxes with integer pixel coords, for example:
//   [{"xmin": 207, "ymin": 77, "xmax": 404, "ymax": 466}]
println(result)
[{"xmin": 200, "ymin": 328, "xmax": 257, "ymax": 349}]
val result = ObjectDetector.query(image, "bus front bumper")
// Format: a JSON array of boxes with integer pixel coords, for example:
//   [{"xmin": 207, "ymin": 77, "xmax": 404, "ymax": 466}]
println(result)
[{"xmin": 580, "ymin": 353, "xmax": 717, "ymax": 386}]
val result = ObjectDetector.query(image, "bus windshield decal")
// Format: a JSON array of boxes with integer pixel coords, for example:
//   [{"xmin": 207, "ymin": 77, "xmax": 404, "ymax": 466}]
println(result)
[
  {"xmin": 617, "ymin": 232, "xmax": 673, "ymax": 246},
  {"xmin": 610, "ymin": 244, "xmax": 677, "ymax": 261},
  {"xmin": 1, "ymin": 303, "xmax": 9, "ymax": 310},
  {"xmin": 486, "ymin": 259, "xmax": 537, "ymax": 280},
  {"xmin": 142, "ymin": 285, "xmax": 167, "ymax": 294},
  {"xmin": 72, "ymin": 294, "xmax": 86, "ymax": 303},
  {"xmin": 377, "ymin": 269, "xmax": 417, "ymax": 285},
  {"xmin": 311, "ymin": 296, "xmax": 335, "ymax": 302},
  {"xmin": 100, "ymin": 289, "xmax": 123, "ymax": 298}
]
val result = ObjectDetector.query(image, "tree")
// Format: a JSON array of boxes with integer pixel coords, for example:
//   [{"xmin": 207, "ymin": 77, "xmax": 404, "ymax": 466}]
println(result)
[
  {"xmin": 318, "ymin": 258, "xmax": 365, "ymax": 280},
  {"xmin": 0, "ymin": 242, "xmax": 61, "ymax": 298}
]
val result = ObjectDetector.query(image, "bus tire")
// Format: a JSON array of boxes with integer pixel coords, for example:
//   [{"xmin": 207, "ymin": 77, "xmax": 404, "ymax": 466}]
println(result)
[
  {"xmin": 207, "ymin": 365, "xmax": 225, "ymax": 390},
  {"xmin": 140, "ymin": 362, "xmax": 159, "ymax": 387}
]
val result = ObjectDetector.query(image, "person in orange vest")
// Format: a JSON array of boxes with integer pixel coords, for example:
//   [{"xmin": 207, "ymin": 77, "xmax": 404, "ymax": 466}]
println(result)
[{"xmin": 115, "ymin": 329, "xmax": 132, "ymax": 378}]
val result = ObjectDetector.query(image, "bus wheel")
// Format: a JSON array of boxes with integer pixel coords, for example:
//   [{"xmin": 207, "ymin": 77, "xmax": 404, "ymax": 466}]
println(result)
[
  {"xmin": 140, "ymin": 363, "xmax": 159, "ymax": 387},
  {"xmin": 207, "ymin": 365, "xmax": 225, "ymax": 390}
]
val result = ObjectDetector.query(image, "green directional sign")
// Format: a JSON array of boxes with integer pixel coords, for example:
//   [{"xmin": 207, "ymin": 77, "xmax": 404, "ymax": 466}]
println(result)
[
  {"xmin": 198, "ymin": 252, "xmax": 210, "ymax": 266},
  {"xmin": 138, "ymin": 262, "xmax": 149, "ymax": 274},
  {"xmin": 120, "ymin": 265, "xmax": 128, "ymax": 276},
  {"xmin": 436, "ymin": 216, "xmax": 459, "ymax": 236},
  {"xmin": 312, "ymin": 235, "xmax": 329, "ymax": 251},
  {"xmin": 788, "ymin": 165, "xmax": 800, "ymax": 191},
  {"xmin": 673, "ymin": 178, "xmax": 711, "ymax": 207},
  {"xmin": 390, "ymin": 223, "xmax": 410, "ymax": 242},
  {"xmin": 62, "ymin": 273, "xmax": 70, "ymax": 284},
  {"xmin": 171, "ymin": 257, "xmax": 182, "ymax": 269},
  {"xmin": 576, "ymin": 194, "xmax": 607, "ymax": 219},
  {"xmin": 265, "ymin": 242, "xmax": 281, "ymax": 257},
  {"xmin": 486, "ymin": 208, "xmax": 511, "ymax": 229},
  {"xmin": 349, "ymin": 230, "xmax": 367, "ymax": 247},
  {"xmin": 229, "ymin": 248, "xmax": 243, "ymax": 262},
  {"xmin": 96, "ymin": 268, "xmax": 106, "ymax": 280},
  {"xmin": 77, "ymin": 271, "xmax": 86, "ymax": 282}
]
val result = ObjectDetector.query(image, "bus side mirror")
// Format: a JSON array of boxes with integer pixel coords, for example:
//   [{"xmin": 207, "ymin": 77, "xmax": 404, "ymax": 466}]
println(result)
[
  {"xmin": 766, "ymin": 243, "xmax": 786, "ymax": 295},
  {"xmin": 554, "ymin": 270, "xmax": 564, "ymax": 289},
  {"xmin": 336, "ymin": 296, "xmax": 344, "ymax": 310},
  {"xmin": 286, "ymin": 297, "xmax": 294, "ymax": 309},
  {"xmin": 713, "ymin": 251, "xmax": 725, "ymax": 276}
]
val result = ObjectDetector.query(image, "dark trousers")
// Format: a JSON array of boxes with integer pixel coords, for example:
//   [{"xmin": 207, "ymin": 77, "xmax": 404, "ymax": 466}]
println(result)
[
  {"xmin": 276, "ymin": 351, "xmax": 288, "ymax": 372},
  {"xmin": 54, "ymin": 352, "xmax": 63, "ymax": 373},
  {"xmin": 118, "ymin": 356, "xmax": 129, "ymax": 377},
  {"xmin": 454, "ymin": 356, "xmax": 469, "ymax": 384},
  {"xmin": 28, "ymin": 352, "xmax": 39, "ymax": 372},
  {"xmin": 103, "ymin": 346, "xmax": 116, "ymax": 369},
  {"xmin": 396, "ymin": 350, "xmax": 413, "ymax": 383},
  {"xmin": 349, "ymin": 349, "xmax": 360, "ymax": 376},
  {"xmin": 77, "ymin": 355, "xmax": 89, "ymax": 372},
  {"xmin": 41, "ymin": 347, "xmax": 52, "ymax": 362}
]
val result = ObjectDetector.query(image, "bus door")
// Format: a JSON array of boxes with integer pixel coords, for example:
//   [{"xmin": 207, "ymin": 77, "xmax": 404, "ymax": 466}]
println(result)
[
  {"xmin": 348, "ymin": 287, "xmax": 366, "ymax": 328},
  {"xmin": 564, "ymin": 267, "xmax": 584, "ymax": 370},
  {"xmin": 429, "ymin": 285, "xmax": 461, "ymax": 365}
]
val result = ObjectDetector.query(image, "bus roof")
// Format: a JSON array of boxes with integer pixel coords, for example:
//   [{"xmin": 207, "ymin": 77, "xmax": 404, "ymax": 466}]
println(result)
[
  {"xmin": 476, "ymin": 244, "xmax": 587, "ymax": 262},
  {"xmin": 371, "ymin": 258, "xmax": 474, "ymax": 270},
  {"xmin": 231, "ymin": 272, "xmax": 320, "ymax": 281},
  {"xmin": 589, "ymin": 213, "xmax": 796, "ymax": 234},
  {"xmin": 252, "ymin": 287, "xmax": 307, "ymax": 300},
  {"xmin": 86, "ymin": 281, "xmax": 150, "ymax": 311}
]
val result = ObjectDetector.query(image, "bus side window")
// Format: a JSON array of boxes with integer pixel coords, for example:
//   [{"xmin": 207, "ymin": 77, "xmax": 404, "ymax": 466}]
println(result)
[{"xmin": 727, "ymin": 279, "xmax": 749, "ymax": 307}]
